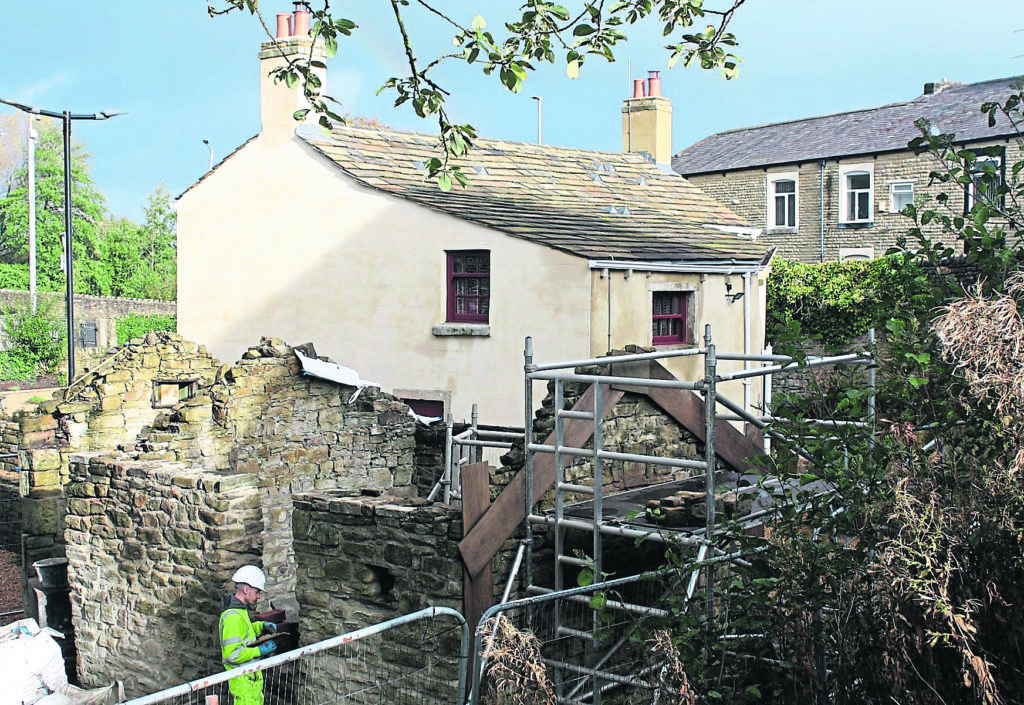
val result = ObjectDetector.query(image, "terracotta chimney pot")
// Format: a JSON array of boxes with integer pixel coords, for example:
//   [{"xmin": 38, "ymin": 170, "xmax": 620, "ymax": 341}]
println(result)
[
  {"xmin": 275, "ymin": 13, "xmax": 292, "ymax": 39},
  {"xmin": 647, "ymin": 70, "xmax": 662, "ymax": 98},
  {"xmin": 292, "ymin": 3, "xmax": 311, "ymax": 37},
  {"xmin": 632, "ymin": 79, "xmax": 646, "ymax": 99}
]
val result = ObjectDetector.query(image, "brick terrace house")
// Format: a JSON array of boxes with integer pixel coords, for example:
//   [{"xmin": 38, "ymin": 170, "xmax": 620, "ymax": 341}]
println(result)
[
  {"xmin": 672, "ymin": 77, "xmax": 1023, "ymax": 263},
  {"xmin": 176, "ymin": 11, "xmax": 774, "ymax": 426}
]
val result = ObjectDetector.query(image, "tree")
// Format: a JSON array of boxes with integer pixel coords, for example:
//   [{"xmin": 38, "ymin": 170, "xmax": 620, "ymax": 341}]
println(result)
[
  {"xmin": 210, "ymin": 0, "xmax": 747, "ymax": 189},
  {"xmin": 140, "ymin": 182, "xmax": 177, "ymax": 300},
  {"xmin": 0, "ymin": 119, "xmax": 105, "ymax": 293}
]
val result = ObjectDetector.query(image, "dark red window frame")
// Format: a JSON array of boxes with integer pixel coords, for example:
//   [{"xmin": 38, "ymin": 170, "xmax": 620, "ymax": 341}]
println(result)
[
  {"xmin": 447, "ymin": 250, "xmax": 490, "ymax": 324},
  {"xmin": 652, "ymin": 291, "xmax": 689, "ymax": 346}
]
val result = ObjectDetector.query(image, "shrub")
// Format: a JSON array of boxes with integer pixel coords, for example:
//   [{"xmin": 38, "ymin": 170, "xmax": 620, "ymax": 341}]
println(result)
[
  {"xmin": 0, "ymin": 350, "xmax": 40, "ymax": 381},
  {"xmin": 2, "ymin": 299, "xmax": 66, "ymax": 374},
  {"xmin": 116, "ymin": 313, "xmax": 176, "ymax": 344}
]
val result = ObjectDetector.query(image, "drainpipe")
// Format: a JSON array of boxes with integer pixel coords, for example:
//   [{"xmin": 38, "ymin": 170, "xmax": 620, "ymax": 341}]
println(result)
[
  {"xmin": 819, "ymin": 159, "xmax": 826, "ymax": 263},
  {"xmin": 742, "ymin": 271, "xmax": 751, "ymax": 414}
]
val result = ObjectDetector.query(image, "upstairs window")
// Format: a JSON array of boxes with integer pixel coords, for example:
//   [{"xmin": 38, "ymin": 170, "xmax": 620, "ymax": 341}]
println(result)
[
  {"xmin": 447, "ymin": 251, "xmax": 490, "ymax": 324},
  {"xmin": 652, "ymin": 291, "xmax": 691, "ymax": 346},
  {"xmin": 966, "ymin": 151, "xmax": 1004, "ymax": 212},
  {"xmin": 766, "ymin": 173, "xmax": 798, "ymax": 230},
  {"xmin": 840, "ymin": 163, "xmax": 874, "ymax": 224},
  {"xmin": 890, "ymin": 181, "xmax": 914, "ymax": 213}
]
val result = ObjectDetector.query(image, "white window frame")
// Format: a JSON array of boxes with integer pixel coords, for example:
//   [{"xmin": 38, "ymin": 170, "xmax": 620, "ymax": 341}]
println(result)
[
  {"xmin": 966, "ymin": 152, "xmax": 1004, "ymax": 211},
  {"xmin": 839, "ymin": 162, "xmax": 874, "ymax": 224},
  {"xmin": 766, "ymin": 171, "xmax": 799, "ymax": 231},
  {"xmin": 889, "ymin": 181, "xmax": 914, "ymax": 213}
]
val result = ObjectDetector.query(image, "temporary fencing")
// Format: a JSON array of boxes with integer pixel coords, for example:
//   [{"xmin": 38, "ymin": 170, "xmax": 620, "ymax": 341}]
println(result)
[
  {"xmin": 470, "ymin": 564, "xmax": 704, "ymax": 705},
  {"xmin": 124, "ymin": 606, "xmax": 468, "ymax": 705}
]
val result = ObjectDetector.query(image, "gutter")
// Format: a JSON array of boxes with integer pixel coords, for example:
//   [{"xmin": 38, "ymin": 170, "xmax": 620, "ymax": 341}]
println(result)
[{"xmin": 588, "ymin": 259, "xmax": 769, "ymax": 274}]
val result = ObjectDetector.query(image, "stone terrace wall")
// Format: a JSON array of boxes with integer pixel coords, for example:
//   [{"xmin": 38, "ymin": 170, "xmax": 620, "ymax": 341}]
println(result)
[
  {"xmin": 17, "ymin": 333, "xmax": 221, "ymax": 576},
  {"xmin": 65, "ymin": 454, "xmax": 261, "ymax": 695},
  {"xmin": 293, "ymin": 491, "xmax": 464, "ymax": 703}
]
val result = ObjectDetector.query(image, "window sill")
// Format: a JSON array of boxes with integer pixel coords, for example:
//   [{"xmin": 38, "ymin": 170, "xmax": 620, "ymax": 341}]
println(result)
[
  {"xmin": 432, "ymin": 323, "xmax": 491, "ymax": 337},
  {"xmin": 766, "ymin": 227, "xmax": 798, "ymax": 234},
  {"xmin": 838, "ymin": 221, "xmax": 874, "ymax": 229}
]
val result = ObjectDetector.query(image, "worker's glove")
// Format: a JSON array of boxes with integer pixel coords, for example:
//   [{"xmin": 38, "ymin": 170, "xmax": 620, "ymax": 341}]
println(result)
[
  {"xmin": 261, "ymin": 621, "xmax": 278, "ymax": 634},
  {"xmin": 258, "ymin": 641, "xmax": 277, "ymax": 657}
]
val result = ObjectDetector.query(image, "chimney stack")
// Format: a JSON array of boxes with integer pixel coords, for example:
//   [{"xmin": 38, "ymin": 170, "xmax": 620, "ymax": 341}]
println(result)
[
  {"xmin": 622, "ymin": 70, "xmax": 673, "ymax": 166},
  {"xmin": 258, "ymin": 5, "xmax": 326, "ymax": 139}
]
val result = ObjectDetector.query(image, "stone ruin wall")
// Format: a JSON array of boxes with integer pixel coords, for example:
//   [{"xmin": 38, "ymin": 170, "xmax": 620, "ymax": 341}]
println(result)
[
  {"xmin": 16, "ymin": 334, "xmax": 220, "ymax": 587},
  {"xmin": 293, "ymin": 491, "xmax": 465, "ymax": 703},
  {"xmin": 0, "ymin": 419, "xmax": 20, "ymax": 551},
  {"xmin": 59, "ymin": 336, "xmax": 443, "ymax": 696}
]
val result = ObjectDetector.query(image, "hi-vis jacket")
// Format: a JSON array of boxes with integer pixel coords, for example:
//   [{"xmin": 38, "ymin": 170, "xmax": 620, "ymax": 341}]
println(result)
[{"xmin": 219, "ymin": 595, "xmax": 269, "ymax": 668}]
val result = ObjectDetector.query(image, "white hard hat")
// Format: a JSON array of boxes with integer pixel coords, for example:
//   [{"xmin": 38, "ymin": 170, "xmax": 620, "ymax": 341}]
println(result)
[{"xmin": 232, "ymin": 565, "xmax": 267, "ymax": 591}]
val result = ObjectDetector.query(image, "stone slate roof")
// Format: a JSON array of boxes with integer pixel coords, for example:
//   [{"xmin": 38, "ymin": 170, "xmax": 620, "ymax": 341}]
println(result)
[
  {"xmin": 673, "ymin": 76, "xmax": 1023, "ymax": 175},
  {"xmin": 297, "ymin": 124, "xmax": 770, "ymax": 264}
]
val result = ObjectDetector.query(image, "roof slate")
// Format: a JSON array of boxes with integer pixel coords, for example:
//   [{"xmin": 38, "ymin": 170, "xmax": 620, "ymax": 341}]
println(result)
[
  {"xmin": 297, "ymin": 124, "xmax": 770, "ymax": 264},
  {"xmin": 673, "ymin": 76, "xmax": 1023, "ymax": 175}
]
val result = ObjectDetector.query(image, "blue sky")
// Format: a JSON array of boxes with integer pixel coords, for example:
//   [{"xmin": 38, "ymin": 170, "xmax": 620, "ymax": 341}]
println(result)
[{"xmin": 0, "ymin": 1, "xmax": 1021, "ymax": 221}]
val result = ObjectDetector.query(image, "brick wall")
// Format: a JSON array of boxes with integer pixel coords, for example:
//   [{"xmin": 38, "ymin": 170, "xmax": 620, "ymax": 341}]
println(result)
[{"xmin": 686, "ymin": 139, "xmax": 1023, "ymax": 263}]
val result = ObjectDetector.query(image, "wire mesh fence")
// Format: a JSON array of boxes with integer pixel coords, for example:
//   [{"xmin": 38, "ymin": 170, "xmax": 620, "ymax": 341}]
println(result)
[
  {"xmin": 472, "ymin": 567, "xmax": 697, "ymax": 705},
  {"xmin": 126, "ymin": 606, "xmax": 468, "ymax": 705}
]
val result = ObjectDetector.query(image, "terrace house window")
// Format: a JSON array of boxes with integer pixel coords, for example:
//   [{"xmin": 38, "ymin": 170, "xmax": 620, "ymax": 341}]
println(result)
[
  {"xmin": 767, "ymin": 173, "xmax": 798, "ymax": 229},
  {"xmin": 840, "ymin": 164, "xmax": 874, "ymax": 224},
  {"xmin": 447, "ymin": 251, "xmax": 490, "ymax": 323},
  {"xmin": 966, "ymin": 151, "xmax": 1004, "ymax": 212},
  {"xmin": 652, "ymin": 291, "xmax": 691, "ymax": 346}
]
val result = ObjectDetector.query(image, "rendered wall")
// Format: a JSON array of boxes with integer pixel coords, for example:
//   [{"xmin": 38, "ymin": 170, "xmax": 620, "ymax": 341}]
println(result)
[{"xmin": 176, "ymin": 130, "xmax": 591, "ymax": 427}]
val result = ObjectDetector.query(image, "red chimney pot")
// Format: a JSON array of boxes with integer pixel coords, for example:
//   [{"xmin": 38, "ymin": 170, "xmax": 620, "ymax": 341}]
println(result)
[
  {"xmin": 632, "ymin": 79, "xmax": 646, "ymax": 99},
  {"xmin": 292, "ymin": 5, "xmax": 311, "ymax": 36},
  {"xmin": 275, "ymin": 13, "xmax": 292, "ymax": 38},
  {"xmin": 647, "ymin": 70, "xmax": 662, "ymax": 98}
]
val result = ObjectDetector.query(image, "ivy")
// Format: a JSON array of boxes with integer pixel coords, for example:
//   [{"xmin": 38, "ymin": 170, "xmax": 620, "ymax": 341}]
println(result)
[{"xmin": 766, "ymin": 254, "xmax": 935, "ymax": 346}]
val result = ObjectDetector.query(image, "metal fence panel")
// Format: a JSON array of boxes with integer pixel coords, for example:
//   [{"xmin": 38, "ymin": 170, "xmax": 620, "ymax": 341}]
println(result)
[
  {"xmin": 125, "ymin": 606, "xmax": 468, "ymax": 705},
  {"xmin": 472, "ymin": 568, "xmax": 696, "ymax": 705}
]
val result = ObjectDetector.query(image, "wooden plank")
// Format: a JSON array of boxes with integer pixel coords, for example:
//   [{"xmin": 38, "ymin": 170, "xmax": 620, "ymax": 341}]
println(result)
[
  {"xmin": 644, "ymin": 360, "xmax": 764, "ymax": 472},
  {"xmin": 458, "ymin": 382, "xmax": 625, "ymax": 577},
  {"xmin": 461, "ymin": 462, "xmax": 494, "ymax": 635}
]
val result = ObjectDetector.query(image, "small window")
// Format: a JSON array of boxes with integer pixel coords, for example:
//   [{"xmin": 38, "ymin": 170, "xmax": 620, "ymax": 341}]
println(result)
[
  {"xmin": 446, "ymin": 251, "xmax": 490, "ymax": 324},
  {"xmin": 840, "ymin": 164, "xmax": 874, "ymax": 224},
  {"xmin": 153, "ymin": 380, "xmax": 198, "ymax": 408},
  {"xmin": 966, "ymin": 151, "xmax": 1004, "ymax": 212},
  {"xmin": 772, "ymin": 179, "xmax": 797, "ymax": 228},
  {"xmin": 652, "ymin": 292, "xmax": 691, "ymax": 346},
  {"xmin": 890, "ymin": 182, "xmax": 914, "ymax": 213},
  {"xmin": 766, "ymin": 173, "xmax": 798, "ymax": 230}
]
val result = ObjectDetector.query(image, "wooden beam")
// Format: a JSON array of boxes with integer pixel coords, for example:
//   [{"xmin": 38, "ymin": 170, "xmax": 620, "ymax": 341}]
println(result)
[
  {"xmin": 458, "ymin": 382, "xmax": 624, "ymax": 577},
  {"xmin": 462, "ymin": 462, "xmax": 495, "ymax": 635}
]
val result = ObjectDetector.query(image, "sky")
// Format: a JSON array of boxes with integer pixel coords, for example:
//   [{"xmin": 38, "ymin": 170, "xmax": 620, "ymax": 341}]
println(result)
[{"xmin": 0, "ymin": 1, "xmax": 1021, "ymax": 221}]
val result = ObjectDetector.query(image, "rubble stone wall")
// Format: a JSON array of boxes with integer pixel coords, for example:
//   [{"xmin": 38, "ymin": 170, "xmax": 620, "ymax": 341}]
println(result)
[
  {"xmin": 292, "ymin": 491, "xmax": 464, "ymax": 703},
  {"xmin": 65, "ymin": 454, "xmax": 262, "ymax": 695}
]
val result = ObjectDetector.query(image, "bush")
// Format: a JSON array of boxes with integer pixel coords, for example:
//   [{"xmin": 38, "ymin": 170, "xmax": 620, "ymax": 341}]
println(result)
[
  {"xmin": 115, "ymin": 313, "xmax": 176, "ymax": 344},
  {"xmin": 0, "ymin": 350, "xmax": 41, "ymax": 381},
  {"xmin": 2, "ymin": 299, "xmax": 66, "ymax": 374}
]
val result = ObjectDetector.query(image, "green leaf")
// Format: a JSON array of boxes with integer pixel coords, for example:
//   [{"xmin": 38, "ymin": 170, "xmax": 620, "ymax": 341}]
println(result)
[
  {"xmin": 589, "ymin": 593, "xmax": 607, "ymax": 609},
  {"xmin": 437, "ymin": 172, "xmax": 453, "ymax": 191},
  {"xmin": 908, "ymin": 376, "xmax": 929, "ymax": 388},
  {"xmin": 577, "ymin": 567, "xmax": 594, "ymax": 587},
  {"xmin": 472, "ymin": 14, "xmax": 486, "ymax": 30}
]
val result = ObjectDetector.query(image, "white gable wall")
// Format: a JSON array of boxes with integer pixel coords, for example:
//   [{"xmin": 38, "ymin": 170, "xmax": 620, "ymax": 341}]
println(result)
[{"xmin": 176, "ymin": 131, "xmax": 591, "ymax": 425}]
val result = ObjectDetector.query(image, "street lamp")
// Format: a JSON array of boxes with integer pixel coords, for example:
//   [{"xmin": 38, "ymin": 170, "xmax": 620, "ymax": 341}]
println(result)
[
  {"xmin": 202, "ymin": 138, "xmax": 214, "ymax": 171},
  {"xmin": 0, "ymin": 98, "xmax": 126, "ymax": 384}
]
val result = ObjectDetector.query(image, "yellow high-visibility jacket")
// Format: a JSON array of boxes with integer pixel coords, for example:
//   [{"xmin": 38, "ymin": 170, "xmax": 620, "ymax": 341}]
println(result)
[{"xmin": 219, "ymin": 596, "xmax": 269, "ymax": 705}]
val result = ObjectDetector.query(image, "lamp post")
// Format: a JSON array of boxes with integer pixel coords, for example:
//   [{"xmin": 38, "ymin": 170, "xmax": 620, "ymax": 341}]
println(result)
[
  {"xmin": 531, "ymin": 96, "xmax": 543, "ymax": 145},
  {"xmin": 202, "ymin": 139, "xmax": 214, "ymax": 171},
  {"xmin": 0, "ymin": 98, "xmax": 126, "ymax": 384}
]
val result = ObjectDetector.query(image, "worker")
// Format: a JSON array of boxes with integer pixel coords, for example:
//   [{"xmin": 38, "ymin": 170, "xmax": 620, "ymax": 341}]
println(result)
[{"xmin": 219, "ymin": 565, "xmax": 279, "ymax": 705}]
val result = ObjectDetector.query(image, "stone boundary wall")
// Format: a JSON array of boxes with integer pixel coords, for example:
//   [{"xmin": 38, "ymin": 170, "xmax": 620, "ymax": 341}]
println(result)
[
  {"xmin": 65, "ymin": 454, "xmax": 262, "ymax": 696},
  {"xmin": 0, "ymin": 471, "xmax": 19, "ymax": 552},
  {"xmin": 0, "ymin": 289, "xmax": 176, "ymax": 351}
]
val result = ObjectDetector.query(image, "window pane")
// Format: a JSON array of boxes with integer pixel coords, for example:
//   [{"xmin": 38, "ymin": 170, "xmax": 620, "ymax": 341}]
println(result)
[
  {"xmin": 453, "ymin": 257, "xmax": 465, "ymax": 274},
  {"xmin": 775, "ymin": 197, "xmax": 786, "ymax": 226},
  {"xmin": 787, "ymin": 195, "xmax": 796, "ymax": 226},
  {"xmin": 857, "ymin": 192, "xmax": 869, "ymax": 220},
  {"xmin": 774, "ymin": 179, "xmax": 795, "ymax": 194},
  {"xmin": 848, "ymin": 173, "xmax": 870, "ymax": 190}
]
